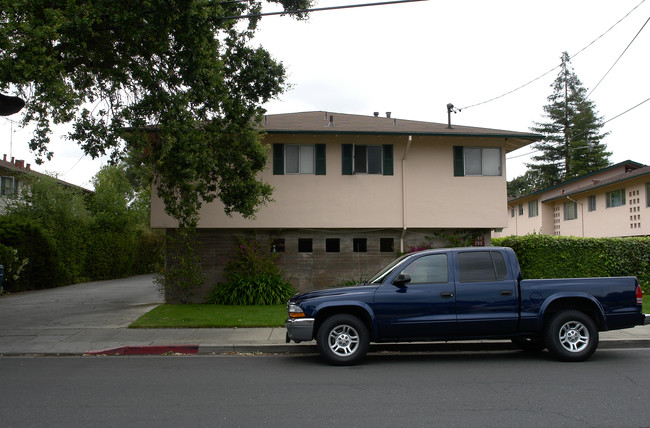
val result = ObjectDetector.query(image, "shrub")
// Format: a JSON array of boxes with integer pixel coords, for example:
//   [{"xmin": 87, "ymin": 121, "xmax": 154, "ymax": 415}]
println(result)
[
  {"xmin": 209, "ymin": 236, "xmax": 294, "ymax": 305},
  {"xmin": 493, "ymin": 235, "xmax": 650, "ymax": 293}
]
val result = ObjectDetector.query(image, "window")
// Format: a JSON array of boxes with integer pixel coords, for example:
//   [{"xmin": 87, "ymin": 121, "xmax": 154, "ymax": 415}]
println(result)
[
  {"xmin": 518, "ymin": 204, "xmax": 523, "ymax": 216},
  {"xmin": 646, "ymin": 183, "xmax": 650, "ymax": 207},
  {"xmin": 273, "ymin": 144, "xmax": 326, "ymax": 175},
  {"xmin": 510, "ymin": 207, "xmax": 515, "ymax": 218},
  {"xmin": 528, "ymin": 200, "xmax": 538, "ymax": 217},
  {"xmin": 270, "ymin": 239, "xmax": 285, "ymax": 253},
  {"xmin": 458, "ymin": 251, "xmax": 507, "ymax": 283},
  {"xmin": 326, "ymin": 238, "xmax": 340, "ymax": 253},
  {"xmin": 564, "ymin": 201, "xmax": 578, "ymax": 221},
  {"xmin": 380, "ymin": 238, "xmax": 394, "ymax": 253},
  {"xmin": 606, "ymin": 189, "xmax": 626, "ymax": 208},
  {"xmin": 453, "ymin": 146, "xmax": 502, "ymax": 176},
  {"xmin": 588, "ymin": 195, "xmax": 597, "ymax": 212},
  {"xmin": 1, "ymin": 176, "xmax": 15, "ymax": 196},
  {"xmin": 398, "ymin": 254, "xmax": 448, "ymax": 284},
  {"xmin": 342, "ymin": 144, "xmax": 393, "ymax": 175},
  {"xmin": 298, "ymin": 238, "xmax": 312, "ymax": 253},
  {"xmin": 353, "ymin": 238, "xmax": 367, "ymax": 252}
]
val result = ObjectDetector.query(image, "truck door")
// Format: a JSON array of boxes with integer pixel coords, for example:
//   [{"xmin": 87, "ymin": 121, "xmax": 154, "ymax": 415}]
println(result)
[
  {"xmin": 374, "ymin": 252, "xmax": 456, "ymax": 340},
  {"xmin": 454, "ymin": 250, "xmax": 518, "ymax": 336}
]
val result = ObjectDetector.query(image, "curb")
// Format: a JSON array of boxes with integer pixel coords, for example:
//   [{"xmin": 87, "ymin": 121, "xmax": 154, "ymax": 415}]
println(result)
[{"xmin": 70, "ymin": 339, "xmax": 650, "ymax": 357}]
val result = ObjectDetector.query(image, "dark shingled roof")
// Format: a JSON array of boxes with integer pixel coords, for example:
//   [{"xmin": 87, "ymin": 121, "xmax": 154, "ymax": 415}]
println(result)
[{"xmin": 262, "ymin": 111, "xmax": 542, "ymax": 152}]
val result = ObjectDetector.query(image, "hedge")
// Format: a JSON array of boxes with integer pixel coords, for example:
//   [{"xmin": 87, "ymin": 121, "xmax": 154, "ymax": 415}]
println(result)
[{"xmin": 493, "ymin": 235, "xmax": 650, "ymax": 293}]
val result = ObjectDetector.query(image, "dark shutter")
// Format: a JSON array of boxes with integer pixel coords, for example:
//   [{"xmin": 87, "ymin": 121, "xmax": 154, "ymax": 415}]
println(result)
[
  {"xmin": 453, "ymin": 146, "xmax": 464, "ymax": 177},
  {"xmin": 342, "ymin": 144, "xmax": 353, "ymax": 175},
  {"xmin": 315, "ymin": 144, "xmax": 326, "ymax": 175},
  {"xmin": 383, "ymin": 144, "xmax": 393, "ymax": 176},
  {"xmin": 273, "ymin": 144, "xmax": 284, "ymax": 175}
]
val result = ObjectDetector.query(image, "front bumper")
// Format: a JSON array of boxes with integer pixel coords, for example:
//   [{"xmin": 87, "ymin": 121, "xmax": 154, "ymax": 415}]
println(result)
[{"xmin": 285, "ymin": 317, "xmax": 315, "ymax": 343}]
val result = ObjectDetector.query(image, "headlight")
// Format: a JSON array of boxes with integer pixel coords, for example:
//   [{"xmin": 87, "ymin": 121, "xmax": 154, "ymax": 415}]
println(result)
[{"xmin": 288, "ymin": 304, "xmax": 306, "ymax": 318}]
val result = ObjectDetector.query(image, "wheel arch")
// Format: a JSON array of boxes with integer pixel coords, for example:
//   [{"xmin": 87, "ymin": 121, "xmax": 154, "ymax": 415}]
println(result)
[
  {"xmin": 539, "ymin": 294, "xmax": 607, "ymax": 331},
  {"xmin": 313, "ymin": 303, "xmax": 376, "ymax": 340}
]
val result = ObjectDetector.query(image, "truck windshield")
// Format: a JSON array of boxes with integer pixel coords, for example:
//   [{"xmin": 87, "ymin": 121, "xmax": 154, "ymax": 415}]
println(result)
[{"xmin": 367, "ymin": 254, "xmax": 411, "ymax": 284}]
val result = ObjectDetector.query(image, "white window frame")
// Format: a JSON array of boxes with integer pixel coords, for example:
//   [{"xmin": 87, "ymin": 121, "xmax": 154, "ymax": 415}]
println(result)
[
  {"xmin": 528, "ymin": 200, "xmax": 538, "ymax": 218},
  {"xmin": 285, "ymin": 144, "xmax": 315, "ymax": 174},
  {"xmin": 606, "ymin": 189, "xmax": 626, "ymax": 208},
  {"xmin": 464, "ymin": 147, "xmax": 502, "ymax": 176}
]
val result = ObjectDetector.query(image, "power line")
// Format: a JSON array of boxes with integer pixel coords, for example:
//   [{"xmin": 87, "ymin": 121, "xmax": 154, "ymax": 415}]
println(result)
[
  {"xmin": 506, "ymin": 95, "xmax": 650, "ymax": 161},
  {"xmin": 219, "ymin": 0, "xmax": 428, "ymax": 20},
  {"xmin": 587, "ymin": 16, "xmax": 650, "ymax": 98},
  {"xmin": 460, "ymin": 0, "xmax": 646, "ymax": 111}
]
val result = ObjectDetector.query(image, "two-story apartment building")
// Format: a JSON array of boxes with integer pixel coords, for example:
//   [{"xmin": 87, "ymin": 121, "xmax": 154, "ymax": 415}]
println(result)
[
  {"xmin": 1, "ymin": 155, "xmax": 32, "ymax": 213},
  {"xmin": 1, "ymin": 154, "xmax": 91, "ymax": 214},
  {"xmin": 150, "ymin": 111, "xmax": 541, "ymax": 299},
  {"xmin": 493, "ymin": 160, "xmax": 650, "ymax": 238}
]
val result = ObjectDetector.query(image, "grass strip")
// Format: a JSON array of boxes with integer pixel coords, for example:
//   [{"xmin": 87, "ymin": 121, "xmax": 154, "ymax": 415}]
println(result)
[
  {"xmin": 130, "ymin": 304, "xmax": 286, "ymax": 328},
  {"xmin": 131, "ymin": 297, "xmax": 650, "ymax": 329}
]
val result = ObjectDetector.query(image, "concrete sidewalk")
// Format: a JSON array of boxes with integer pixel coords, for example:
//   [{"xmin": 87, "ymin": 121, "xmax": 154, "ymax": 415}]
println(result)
[{"xmin": 0, "ymin": 275, "xmax": 649, "ymax": 356}]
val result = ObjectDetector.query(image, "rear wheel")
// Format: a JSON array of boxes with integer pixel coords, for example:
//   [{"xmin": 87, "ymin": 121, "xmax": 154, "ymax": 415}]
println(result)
[
  {"xmin": 316, "ymin": 314, "xmax": 369, "ymax": 366},
  {"xmin": 545, "ymin": 310, "xmax": 598, "ymax": 362}
]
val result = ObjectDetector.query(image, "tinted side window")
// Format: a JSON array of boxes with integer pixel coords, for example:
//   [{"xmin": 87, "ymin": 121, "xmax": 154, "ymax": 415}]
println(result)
[
  {"xmin": 492, "ymin": 251, "xmax": 508, "ymax": 281},
  {"xmin": 458, "ymin": 251, "xmax": 509, "ymax": 282},
  {"xmin": 399, "ymin": 254, "xmax": 448, "ymax": 284}
]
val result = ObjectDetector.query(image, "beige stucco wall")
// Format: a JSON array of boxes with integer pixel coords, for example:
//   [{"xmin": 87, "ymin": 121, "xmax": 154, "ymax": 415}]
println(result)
[
  {"xmin": 494, "ymin": 175, "xmax": 650, "ymax": 238},
  {"xmin": 151, "ymin": 134, "xmax": 510, "ymax": 230}
]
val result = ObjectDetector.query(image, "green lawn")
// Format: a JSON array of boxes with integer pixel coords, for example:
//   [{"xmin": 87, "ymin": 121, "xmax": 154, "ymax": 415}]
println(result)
[
  {"xmin": 130, "ymin": 304, "xmax": 286, "ymax": 328},
  {"xmin": 131, "ymin": 296, "xmax": 649, "ymax": 329}
]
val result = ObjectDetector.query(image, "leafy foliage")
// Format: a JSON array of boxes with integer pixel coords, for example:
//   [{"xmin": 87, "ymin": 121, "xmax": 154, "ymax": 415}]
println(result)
[
  {"xmin": 209, "ymin": 236, "xmax": 294, "ymax": 305},
  {"xmin": 527, "ymin": 52, "xmax": 611, "ymax": 189},
  {"xmin": 1, "ymin": 165, "xmax": 162, "ymax": 291},
  {"xmin": 493, "ymin": 235, "xmax": 650, "ymax": 293},
  {"xmin": 0, "ymin": 0, "xmax": 312, "ymax": 229}
]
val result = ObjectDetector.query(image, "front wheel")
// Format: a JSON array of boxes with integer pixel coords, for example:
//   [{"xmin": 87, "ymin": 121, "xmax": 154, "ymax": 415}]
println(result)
[
  {"xmin": 545, "ymin": 310, "xmax": 599, "ymax": 362},
  {"xmin": 316, "ymin": 314, "xmax": 369, "ymax": 366}
]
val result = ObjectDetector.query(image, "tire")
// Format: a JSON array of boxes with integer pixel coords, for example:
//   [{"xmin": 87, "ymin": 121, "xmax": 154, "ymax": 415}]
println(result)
[
  {"xmin": 544, "ymin": 310, "xmax": 599, "ymax": 362},
  {"xmin": 511, "ymin": 337, "xmax": 546, "ymax": 352},
  {"xmin": 316, "ymin": 314, "xmax": 370, "ymax": 366}
]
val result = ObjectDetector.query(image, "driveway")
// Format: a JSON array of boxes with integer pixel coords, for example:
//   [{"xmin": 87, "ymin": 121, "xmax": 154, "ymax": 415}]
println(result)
[{"xmin": 0, "ymin": 274, "xmax": 163, "ymax": 329}]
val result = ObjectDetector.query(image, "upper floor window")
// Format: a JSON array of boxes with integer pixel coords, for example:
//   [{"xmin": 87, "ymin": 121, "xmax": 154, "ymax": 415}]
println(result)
[
  {"xmin": 1, "ymin": 176, "xmax": 16, "ymax": 196},
  {"xmin": 518, "ymin": 203, "xmax": 523, "ymax": 216},
  {"xmin": 564, "ymin": 201, "xmax": 578, "ymax": 221},
  {"xmin": 606, "ymin": 189, "xmax": 626, "ymax": 208},
  {"xmin": 588, "ymin": 195, "xmax": 597, "ymax": 212},
  {"xmin": 453, "ymin": 146, "xmax": 502, "ymax": 176},
  {"xmin": 528, "ymin": 200, "xmax": 539, "ymax": 217},
  {"xmin": 273, "ymin": 144, "xmax": 325, "ymax": 175},
  {"xmin": 342, "ymin": 144, "xmax": 393, "ymax": 176}
]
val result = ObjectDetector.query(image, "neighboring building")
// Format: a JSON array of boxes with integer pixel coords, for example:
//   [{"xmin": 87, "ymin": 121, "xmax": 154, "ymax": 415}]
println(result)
[
  {"xmin": 150, "ymin": 111, "xmax": 541, "ymax": 300},
  {"xmin": 493, "ymin": 160, "xmax": 650, "ymax": 238},
  {"xmin": 0, "ymin": 154, "xmax": 91, "ymax": 213}
]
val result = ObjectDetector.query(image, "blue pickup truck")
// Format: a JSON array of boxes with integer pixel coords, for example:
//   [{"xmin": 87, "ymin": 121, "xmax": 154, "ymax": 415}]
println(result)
[{"xmin": 285, "ymin": 247, "xmax": 648, "ymax": 365}]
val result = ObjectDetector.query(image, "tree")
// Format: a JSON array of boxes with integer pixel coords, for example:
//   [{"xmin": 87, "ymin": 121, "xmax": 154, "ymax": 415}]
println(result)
[
  {"xmin": 507, "ymin": 170, "xmax": 545, "ymax": 198},
  {"xmin": 528, "ymin": 52, "xmax": 611, "ymax": 188},
  {"xmin": 0, "ymin": 0, "xmax": 312, "ymax": 228}
]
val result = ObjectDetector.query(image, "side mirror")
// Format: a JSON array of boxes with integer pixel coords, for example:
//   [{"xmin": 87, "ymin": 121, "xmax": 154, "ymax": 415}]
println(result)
[{"xmin": 392, "ymin": 273, "xmax": 411, "ymax": 288}]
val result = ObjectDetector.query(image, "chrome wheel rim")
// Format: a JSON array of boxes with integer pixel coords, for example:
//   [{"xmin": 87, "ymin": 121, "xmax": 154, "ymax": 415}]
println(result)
[
  {"xmin": 328, "ymin": 324, "xmax": 360, "ymax": 357},
  {"xmin": 558, "ymin": 321, "xmax": 589, "ymax": 353}
]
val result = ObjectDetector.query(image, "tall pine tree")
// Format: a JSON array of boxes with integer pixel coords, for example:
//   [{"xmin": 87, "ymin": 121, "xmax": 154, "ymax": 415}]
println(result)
[{"xmin": 527, "ymin": 52, "xmax": 611, "ymax": 188}]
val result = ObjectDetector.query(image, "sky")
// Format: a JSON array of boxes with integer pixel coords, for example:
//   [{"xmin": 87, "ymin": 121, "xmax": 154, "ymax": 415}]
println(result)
[{"xmin": 1, "ymin": 0, "xmax": 648, "ymax": 189}]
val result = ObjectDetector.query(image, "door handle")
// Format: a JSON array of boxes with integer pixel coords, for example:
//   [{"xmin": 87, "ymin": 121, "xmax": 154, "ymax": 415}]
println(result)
[
  {"xmin": 499, "ymin": 290, "xmax": 513, "ymax": 296},
  {"xmin": 440, "ymin": 292, "xmax": 454, "ymax": 298}
]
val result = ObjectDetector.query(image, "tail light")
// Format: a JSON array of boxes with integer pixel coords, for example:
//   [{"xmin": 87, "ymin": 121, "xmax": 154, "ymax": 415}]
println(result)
[{"xmin": 637, "ymin": 285, "xmax": 644, "ymax": 305}]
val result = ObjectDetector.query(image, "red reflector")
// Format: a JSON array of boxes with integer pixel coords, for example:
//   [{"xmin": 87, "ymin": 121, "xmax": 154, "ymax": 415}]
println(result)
[{"xmin": 637, "ymin": 285, "xmax": 644, "ymax": 305}]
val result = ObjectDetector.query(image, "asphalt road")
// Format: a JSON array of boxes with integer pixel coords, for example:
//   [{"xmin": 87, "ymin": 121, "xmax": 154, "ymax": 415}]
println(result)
[{"xmin": 2, "ymin": 349, "xmax": 650, "ymax": 427}]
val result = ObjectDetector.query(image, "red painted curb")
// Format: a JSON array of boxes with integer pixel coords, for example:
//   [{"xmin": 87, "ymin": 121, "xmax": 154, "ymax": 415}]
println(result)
[{"xmin": 85, "ymin": 345, "xmax": 199, "ymax": 355}]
